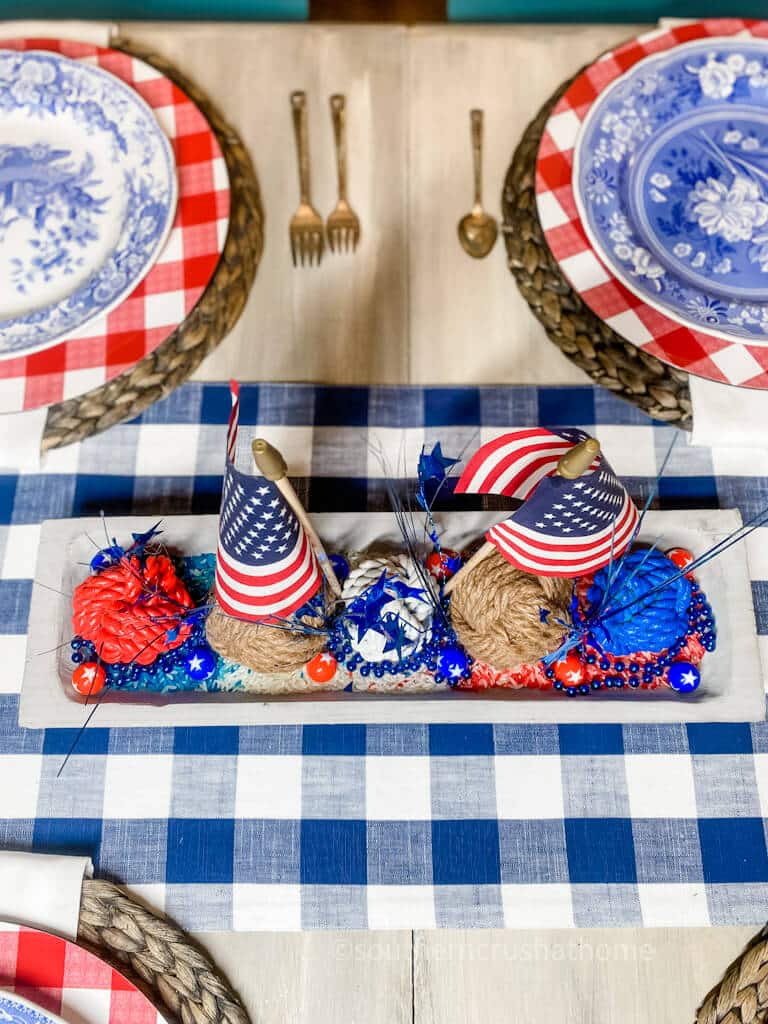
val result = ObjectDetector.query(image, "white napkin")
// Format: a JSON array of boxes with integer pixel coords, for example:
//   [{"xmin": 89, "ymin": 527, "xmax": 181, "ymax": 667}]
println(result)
[
  {"xmin": 0, "ymin": 409, "xmax": 48, "ymax": 471},
  {"xmin": 689, "ymin": 375, "xmax": 768, "ymax": 448},
  {"xmin": 0, "ymin": 851, "xmax": 92, "ymax": 941}
]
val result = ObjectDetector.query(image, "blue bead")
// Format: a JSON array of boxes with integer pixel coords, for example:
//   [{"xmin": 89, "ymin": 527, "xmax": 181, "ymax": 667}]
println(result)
[
  {"xmin": 599, "ymin": 658, "xmax": 610, "ymax": 670},
  {"xmin": 586, "ymin": 654, "xmax": 596, "ymax": 665},
  {"xmin": 373, "ymin": 665, "xmax": 385, "ymax": 677},
  {"xmin": 605, "ymin": 678, "xmax": 614, "ymax": 688},
  {"xmin": 629, "ymin": 662, "xmax": 639, "ymax": 672},
  {"xmin": 329, "ymin": 553, "xmax": 350, "ymax": 585},
  {"xmin": 591, "ymin": 680, "xmax": 602, "ymax": 690},
  {"xmin": 437, "ymin": 645, "xmax": 470, "ymax": 685},
  {"xmin": 629, "ymin": 677, "xmax": 640, "ymax": 688},
  {"xmin": 553, "ymin": 681, "xmax": 564, "ymax": 691},
  {"xmin": 71, "ymin": 651, "xmax": 83, "ymax": 664},
  {"xmin": 614, "ymin": 661, "xmax": 625, "ymax": 672},
  {"xmin": 434, "ymin": 672, "xmax": 445, "ymax": 684},
  {"xmin": 545, "ymin": 668, "xmax": 555, "ymax": 679},
  {"xmin": 667, "ymin": 660, "xmax": 700, "ymax": 694},
  {"xmin": 360, "ymin": 664, "xmax": 371, "ymax": 677},
  {"xmin": 566, "ymin": 687, "xmax": 577, "ymax": 697},
  {"xmin": 615, "ymin": 679, "xmax": 624, "ymax": 688},
  {"xmin": 579, "ymin": 684, "xmax": 590, "ymax": 695}
]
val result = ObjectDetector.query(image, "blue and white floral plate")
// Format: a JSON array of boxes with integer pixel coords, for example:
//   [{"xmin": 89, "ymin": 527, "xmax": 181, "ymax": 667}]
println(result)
[
  {"xmin": 0, "ymin": 50, "xmax": 177, "ymax": 360},
  {"xmin": 574, "ymin": 37, "xmax": 768, "ymax": 344},
  {"xmin": 0, "ymin": 992, "xmax": 65, "ymax": 1024}
]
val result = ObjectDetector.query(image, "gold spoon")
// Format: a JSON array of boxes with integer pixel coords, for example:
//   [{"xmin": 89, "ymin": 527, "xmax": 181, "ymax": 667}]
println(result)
[{"xmin": 457, "ymin": 108, "xmax": 498, "ymax": 259}]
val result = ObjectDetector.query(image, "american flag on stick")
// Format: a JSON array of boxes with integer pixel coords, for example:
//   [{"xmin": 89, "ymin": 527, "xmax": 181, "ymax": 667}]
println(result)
[
  {"xmin": 455, "ymin": 428, "xmax": 639, "ymax": 577},
  {"xmin": 214, "ymin": 382, "xmax": 323, "ymax": 621}
]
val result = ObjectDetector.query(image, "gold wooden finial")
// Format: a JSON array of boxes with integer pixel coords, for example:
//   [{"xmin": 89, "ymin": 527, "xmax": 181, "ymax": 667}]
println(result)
[
  {"xmin": 556, "ymin": 437, "xmax": 600, "ymax": 480},
  {"xmin": 250, "ymin": 438, "xmax": 341, "ymax": 598},
  {"xmin": 252, "ymin": 439, "xmax": 288, "ymax": 481}
]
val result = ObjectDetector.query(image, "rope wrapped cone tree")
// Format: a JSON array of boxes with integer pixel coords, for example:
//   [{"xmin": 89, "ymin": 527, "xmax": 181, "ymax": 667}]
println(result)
[
  {"xmin": 444, "ymin": 437, "xmax": 600, "ymax": 597},
  {"xmin": 205, "ymin": 439, "xmax": 340, "ymax": 673}
]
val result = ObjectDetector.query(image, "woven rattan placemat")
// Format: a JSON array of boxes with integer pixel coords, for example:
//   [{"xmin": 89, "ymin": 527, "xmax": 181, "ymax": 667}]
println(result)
[
  {"xmin": 502, "ymin": 76, "xmax": 693, "ymax": 432},
  {"xmin": 78, "ymin": 879, "xmax": 249, "ymax": 1024},
  {"xmin": 41, "ymin": 39, "xmax": 263, "ymax": 452}
]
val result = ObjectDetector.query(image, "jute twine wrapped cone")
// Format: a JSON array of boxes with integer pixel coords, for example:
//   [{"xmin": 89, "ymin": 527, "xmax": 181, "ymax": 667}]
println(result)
[
  {"xmin": 449, "ymin": 549, "xmax": 573, "ymax": 669},
  {"xmin": 205, "ymin": 601, "xmax": 327, "ymax": 674},
  {"xmin": 206, "ymin": 438, "xmax": 340, "ymax": 674},
  {"xmin": 445, "ymin": 437, "xmax": 599, "ymax": 669}
]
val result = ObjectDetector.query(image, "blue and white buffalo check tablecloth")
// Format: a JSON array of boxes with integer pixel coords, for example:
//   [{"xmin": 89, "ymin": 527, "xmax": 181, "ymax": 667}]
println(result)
[{"xmin": 2, "ymin": 382, "xmax": 768, "ymax": 932}]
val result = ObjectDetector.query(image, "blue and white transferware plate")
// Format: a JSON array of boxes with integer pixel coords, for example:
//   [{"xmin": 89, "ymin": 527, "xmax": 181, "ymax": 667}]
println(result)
[
  {"xmin": 0, "ymin": 50, "xmax": 177, "ymax": 359},
  {"xmin": 0, "ymin": 992, "xmax": 65, "ymax": 1024},
  {"xmin": 574, "ymin": 37, "xmax": 768, "ymax": 344}
]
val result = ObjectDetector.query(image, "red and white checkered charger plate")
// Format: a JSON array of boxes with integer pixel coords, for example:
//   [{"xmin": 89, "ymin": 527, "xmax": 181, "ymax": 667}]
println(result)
[
  {"xmin": 536, "ymin": 18, "xmax": 768, "ymax": 390},
  {"xmin": 0, "ymin": 38, "xmax": 230, "ymax": 414},
  {"xmin": 0, "ymin": 922, "xmax": 165, "ymax": 1023}
]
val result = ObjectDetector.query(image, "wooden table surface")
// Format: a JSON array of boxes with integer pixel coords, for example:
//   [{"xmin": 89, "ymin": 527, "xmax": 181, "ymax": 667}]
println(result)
[{"xmin": 196, "ymin": 927, "xmax": 754, "ymax": 1022}]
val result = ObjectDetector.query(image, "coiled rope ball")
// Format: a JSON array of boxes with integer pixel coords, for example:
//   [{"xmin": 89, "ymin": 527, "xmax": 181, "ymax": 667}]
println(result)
[
  {"xmin": 205, "ymin": 601, "xmax": 327, "ymax": 674},
  {"xmin": 449, "ymin": 549, "xmax": 574, "ymax": 669}
]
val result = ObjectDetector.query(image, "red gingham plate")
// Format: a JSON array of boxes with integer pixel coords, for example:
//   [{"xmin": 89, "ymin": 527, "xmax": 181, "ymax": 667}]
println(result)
[
  {"xmin": 0, "ymin": 39, "xmax": 230, "ymax": 413},
  {"xmin": 536, "ymin": 19, "xmax": 768, "ymax": 390},
  {"xmin": 0, "ymin": 923, "xmax": 166, "ymax": 1023}
]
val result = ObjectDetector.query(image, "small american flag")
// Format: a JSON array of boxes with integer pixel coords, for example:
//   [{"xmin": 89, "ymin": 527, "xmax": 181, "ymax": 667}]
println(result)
[
  {"xmin": 214, "ymin": 382, "xmax": 323, "ymax": 621},
  {"xmin": 457, "ymin": 428, "xmax": 639, "ymax": 577}
]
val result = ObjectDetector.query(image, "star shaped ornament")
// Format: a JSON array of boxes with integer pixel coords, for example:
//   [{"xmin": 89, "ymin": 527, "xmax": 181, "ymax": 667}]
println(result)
[{"xmin": 418, "ymin": 443, "xmax": 461, "ymax": 485}]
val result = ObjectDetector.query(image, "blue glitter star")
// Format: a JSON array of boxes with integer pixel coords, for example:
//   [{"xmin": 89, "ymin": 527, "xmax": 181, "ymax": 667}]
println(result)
[
  {"xmin": 344, "ymin": 572, "xmax": 396, "ymax": 636},
  {"xmin": 380, "ymin": 613, "xmax": 414, "ymax": 657},
  {"xmin": 418, "ymin": 443, "xmax": 460, "ymax": 485},
  {"xmin": 127, "ymin": 521, "xmax": 164, "ymax": 556},
  {"xmin": 385, "ymin": 578, "xmax": 427, "ymax": 603}
]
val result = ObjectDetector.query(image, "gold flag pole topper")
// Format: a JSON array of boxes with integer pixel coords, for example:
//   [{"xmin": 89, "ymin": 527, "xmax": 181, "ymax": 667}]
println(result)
[
  {"xmin": 443, "ymin": 437, "xmax": 601, "ymax": 595},
  {"xmin": 252, "ymin": 438, "xmax": 343, "ymax": 599}
]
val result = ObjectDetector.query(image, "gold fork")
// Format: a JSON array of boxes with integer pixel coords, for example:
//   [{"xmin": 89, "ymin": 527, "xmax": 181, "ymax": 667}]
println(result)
[
  {"xmin": 289, "ymin": 90, "xmax": 324, "ymax": 267},
  {"xmin": 327, "ymin": 94, "xmax": 361, "ymax": 253}
]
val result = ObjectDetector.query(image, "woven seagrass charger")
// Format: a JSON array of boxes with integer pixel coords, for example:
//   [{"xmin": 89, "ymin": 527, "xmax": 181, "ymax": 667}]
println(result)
[
  {"xmin": 78, "ymin": 879, "xmax": 249, "ymax": 1024},
  {"xmin": 502, "ymin": 75, "xmax": 693, "ymax": 432},
  {"xmin": 41, "ymin": 39, "xmax": 263, "ymax": 452}
]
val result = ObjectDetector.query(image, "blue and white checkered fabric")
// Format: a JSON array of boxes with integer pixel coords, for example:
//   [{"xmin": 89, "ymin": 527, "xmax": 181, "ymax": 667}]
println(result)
[{"xmin": 2, "ymin": 383, "xmax": 768, "ymax": 931}]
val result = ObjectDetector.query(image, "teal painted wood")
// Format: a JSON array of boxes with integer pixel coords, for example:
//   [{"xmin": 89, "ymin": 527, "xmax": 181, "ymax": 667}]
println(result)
[
  {"xmin": 0, "ymin": 0, "xmax": 306, "ymax": 19},
  {"xmin": 448, "ymin": 1, "xmax": 766, "ymax": 21}
]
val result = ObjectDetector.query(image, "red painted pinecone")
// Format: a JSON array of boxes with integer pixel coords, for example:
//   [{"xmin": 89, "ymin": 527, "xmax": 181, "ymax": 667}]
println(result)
[{"xmin": 72, "ymin": 554, "xmax": 193, "ymax": 666}]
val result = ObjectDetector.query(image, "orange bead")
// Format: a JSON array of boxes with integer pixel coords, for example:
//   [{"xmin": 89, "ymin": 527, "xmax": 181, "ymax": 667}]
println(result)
[
  {"xmin": 72, "ymin": 662, "xmax": 106, "ymax": 696},
  {"xmin": 553, "ymin": 652, "xmax": 586, "ymax": 687},
  {"xmin": 666, "ymin": 547, "xmax": 694, "ymax": 577},
  {"xmin": 306, "ymin": 652, "xmax": 338, "ymax": 683}
]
